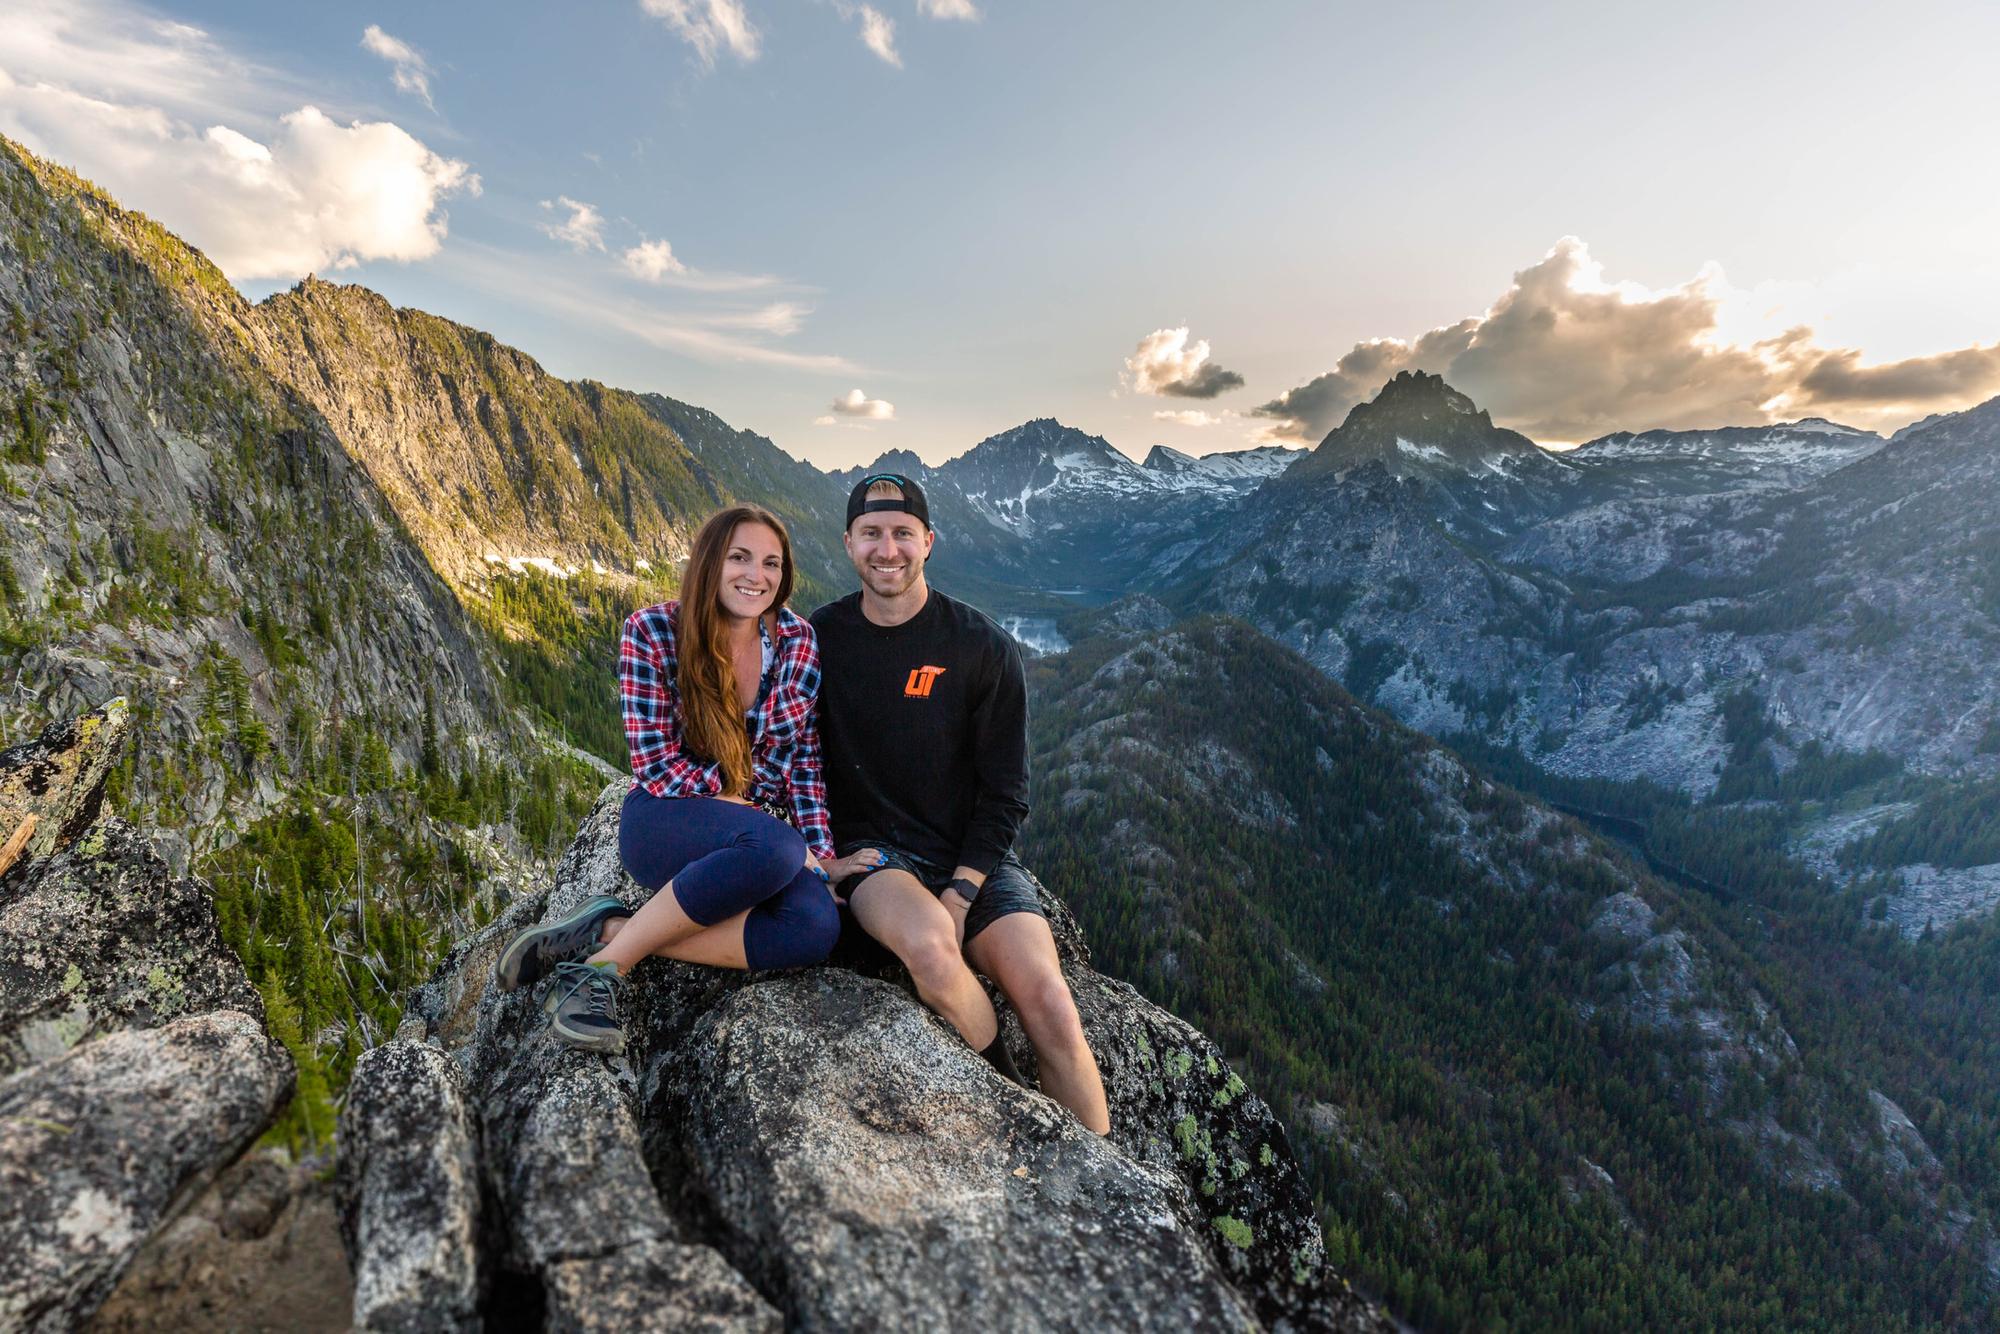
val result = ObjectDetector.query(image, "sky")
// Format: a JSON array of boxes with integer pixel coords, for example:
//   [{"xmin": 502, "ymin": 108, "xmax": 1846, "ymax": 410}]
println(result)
[{"xmin": 4, "ymin": 0, "xmax": 1999, "ymax": 467}]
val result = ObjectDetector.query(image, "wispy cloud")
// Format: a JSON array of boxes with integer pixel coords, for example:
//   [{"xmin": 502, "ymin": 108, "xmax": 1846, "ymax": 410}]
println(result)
[
  {"xmin": 1254, "ymin": 238, "xmax": 2000, "ymax": 442},
  {"xmin": 443, "ymin": 242, "xmax": 861, "ymax": 374},
  {"xmin": 1153, "ymin": 409, "xmax": 1224, "ymax": 427},
  {"xmin": 916, "ymin": 0, "xmax": 980, "ymax": 18},
  {"xmin": 540, "ymin": 196, "xmax": 606, "ymax": 252},
  {"xmin": 825, "ymin": 2, "xmax": 902, "ymax": 66},
  {"xmin": 1124, "ymin": 326, "xmax": 1246, "ymax": 399},
  {"xmin": 639, "ymin": 0, "xmax": 761, "ymax": 67},
  {"xmin": 855, "ymin": 6, "xmax": 902, "ymax": 67},
  {"xmin": 360, "ymin": 24, "xmax": 434, "ymax": 110}
]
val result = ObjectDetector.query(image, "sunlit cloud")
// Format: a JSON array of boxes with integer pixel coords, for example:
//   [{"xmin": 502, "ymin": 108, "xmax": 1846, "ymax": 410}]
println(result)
[
  {"xmin": 360, "ymin": 24, "xmax": 434, "ymax": 110},
  {"xmin": 0, "ymin": 2, "xmax": 475, "ymax": 281},
  {"xmin": 1153, "ymin": 409, "xmax": 1226, "ymax": 427},
  {"xmin": 1255, "ymin": 238, "xmax": 2000, "ymax": 443},
  {"xmin": 856, "ymin": 7, "xmax": 902, "ymax": 66},
  {"xmin": 917, "ymin": 0, "xmax": 980, "ymax": 18},
  {"xmin": 825, "ymin": 2, "xmax": 902, "ymax": 66},
  {"xmin": 828, "ymin": 387, "xmax": 895, "ymax": 419},
  {"xmin": 623, "ymin": 237, "xmax": 687, "ymax": 280},
  {"xmin": 640, "ymin": 0, "xmax": 761, "ymax": 67},
  {"xmin": 540, "ymin": 196, "xmax": 606, "ymax": 252},
  {"xmin": 1124, "ymin": 326, "xmax": 1246, "ymax": 400}
]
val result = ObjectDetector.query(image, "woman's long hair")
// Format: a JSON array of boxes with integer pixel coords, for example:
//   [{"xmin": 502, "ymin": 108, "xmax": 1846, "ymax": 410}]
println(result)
[{"xmin": 676, "ymin": 505, "xmax": 795, "ymax": 796}]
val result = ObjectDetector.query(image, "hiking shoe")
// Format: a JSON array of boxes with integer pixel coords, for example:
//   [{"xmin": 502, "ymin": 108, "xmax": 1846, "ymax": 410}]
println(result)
[
  {"xmin": 544, "ymin": 960, "xmax": 626, "ymax": 1053},
  {"xmin": 496, "ymin": 895, "xmax": 629, "ymax": 992}
]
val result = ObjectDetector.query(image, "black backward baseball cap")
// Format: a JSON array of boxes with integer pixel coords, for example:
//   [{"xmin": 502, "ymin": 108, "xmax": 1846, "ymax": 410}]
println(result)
[{"xmin": 846, "ymin": 472, "xmax": 931, "ymax": 530}]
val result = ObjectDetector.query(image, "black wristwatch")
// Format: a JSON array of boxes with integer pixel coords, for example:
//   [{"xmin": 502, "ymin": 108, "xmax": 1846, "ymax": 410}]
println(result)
[{"xmin": 945, "ymin": 876, "xmax": 981, "ymax": 905}]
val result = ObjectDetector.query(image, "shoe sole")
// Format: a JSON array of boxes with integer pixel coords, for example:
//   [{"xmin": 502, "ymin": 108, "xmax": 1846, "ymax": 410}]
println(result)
[
  {"xmin": 496, "ymin": 897, "xmax": 620, "ymax": 993},
  {"xmin": 542, "ymin": 995, "xmax": 626, "ymax": 1054}
]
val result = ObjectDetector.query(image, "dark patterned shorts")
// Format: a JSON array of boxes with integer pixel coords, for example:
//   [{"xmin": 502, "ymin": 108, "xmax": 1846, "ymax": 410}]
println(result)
[{"xmin": 836, "ymin": 840, "xmax": 1045, "ymax": 944}]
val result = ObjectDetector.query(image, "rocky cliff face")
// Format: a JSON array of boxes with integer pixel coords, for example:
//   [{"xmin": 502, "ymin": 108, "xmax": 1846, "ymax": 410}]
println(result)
[
  {"xmin": 339, "ymin": 780, "xmax": 1390, "ymax": 1332},
  {"xmin": 0, "ymin": 704, "xmax": 293, "ymax": 1331},
  {"xmin": 0, "ymin": 137, "xmax": 527, "ymax": 835},
  {"xmin": 244, "ymin": 281, "xmax": 720, "ymax": 597}
]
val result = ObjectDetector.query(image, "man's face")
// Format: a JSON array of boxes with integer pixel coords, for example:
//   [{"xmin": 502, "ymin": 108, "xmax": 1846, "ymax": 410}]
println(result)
[{"xmin": 845, "ymin": 509, "xmax": 934, "ymax": 599}]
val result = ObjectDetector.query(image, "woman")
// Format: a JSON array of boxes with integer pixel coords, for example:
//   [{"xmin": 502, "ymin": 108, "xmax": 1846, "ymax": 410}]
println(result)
[{"xmin": 495, "ymin": 505, "xmax": 878, "ymax": 1052}]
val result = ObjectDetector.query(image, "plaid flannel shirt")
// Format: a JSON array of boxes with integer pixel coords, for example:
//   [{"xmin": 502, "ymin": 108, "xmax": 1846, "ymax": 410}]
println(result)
[{"xmin": 619, "ymin": 600, "xmax": 834, "ymax": 857}]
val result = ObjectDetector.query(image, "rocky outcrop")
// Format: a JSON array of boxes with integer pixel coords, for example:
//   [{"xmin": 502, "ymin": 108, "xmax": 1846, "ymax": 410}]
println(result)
[
  {"xmin": 0, "ymin": 706, "xmax": 293, "ymax": 1331},
  {"xmin": 344, "ymin": 780, "xmax": 1389, "ymax": 1331},
  {"xmin": 337, "ymin": 1041, "xmax": 484, "ymax": 1331}
]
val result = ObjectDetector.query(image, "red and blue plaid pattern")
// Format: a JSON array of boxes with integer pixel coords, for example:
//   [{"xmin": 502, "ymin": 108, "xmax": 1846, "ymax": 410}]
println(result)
[{"xmin": 619, "ymin": 601, "xmax": 833, "ymax": 857}]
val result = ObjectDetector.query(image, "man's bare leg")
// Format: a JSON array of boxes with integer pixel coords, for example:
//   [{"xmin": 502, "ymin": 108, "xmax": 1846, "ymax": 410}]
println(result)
[
  {"xmin": 849, "ymin": 869, "xmax": 999, "ymax": 1049},
  {"xmin": 967, "ymin": 913, "xmax": 1110, "ymax": 1134}
]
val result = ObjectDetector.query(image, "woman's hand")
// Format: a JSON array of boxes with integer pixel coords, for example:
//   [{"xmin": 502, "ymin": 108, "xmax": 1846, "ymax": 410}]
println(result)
[{"xmin": 818, "ymin": 847, "xmax": 888, "ymax": 885}]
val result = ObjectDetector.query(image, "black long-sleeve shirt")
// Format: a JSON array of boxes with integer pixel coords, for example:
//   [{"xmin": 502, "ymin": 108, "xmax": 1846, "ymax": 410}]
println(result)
[{"xmin": 809, "ymin": 589, "xmax": 1028, "ymax": 876}]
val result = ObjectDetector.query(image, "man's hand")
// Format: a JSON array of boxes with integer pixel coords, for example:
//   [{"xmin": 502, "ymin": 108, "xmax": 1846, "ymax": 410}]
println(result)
[
  {"xmin": 941, "ymin": 866, "xmax": 985, "ymax": 949},
  {"xmin": 941, "ymin": 888, "xmax": 970, "ymax": 948}
]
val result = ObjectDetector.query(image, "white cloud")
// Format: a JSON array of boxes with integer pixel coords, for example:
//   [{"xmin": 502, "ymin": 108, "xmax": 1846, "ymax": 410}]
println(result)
[
  {"xmin": 360, "ymin": 24, "xmax": 433, "ymax": 109},
  {"xmin": 623, "ymin": 238, "xmax": 687, "ymax": 281},
  {"xmin": 856, "ymin": 7, "xmax": 902, "ymax": 66},
  {"xmin": 917, "ymin": 0, "xmax": 980, "ymax": 18},
  {"xmin": 540, "ymin": 196, "xmax": 606, "ymax": 252},
  {"xmin": 825, "ymin": 2, "xmax": 902, "ymax": 66},
  {"xmin": 1123, "ymin": 326, "xmax": 1246, "ymax": 399},
  {"xmin": 1254, "ymin": 237, "xmax": 2000, "ymax": 442},
  {"xmin": 640, "ymin": 0, "xmax": 761, "ymax": 67},
  {"xmin": 1153, "ymin": 409, "xmax": 1223, "ymax": 427},
  {"xmin": 829, "ymin": 388, "xmax": 895, "ymax": 419},
  {"xmin": 813, "ymin": 415, "xmax": 838, "ymax": 426},
  {"xmin": 0, "ymin": 2, "xmax": 476, "ymax": 281}
]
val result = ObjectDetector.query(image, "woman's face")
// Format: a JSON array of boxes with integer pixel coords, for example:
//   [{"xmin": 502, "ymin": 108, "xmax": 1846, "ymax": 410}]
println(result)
[{"xmin": 716, "ymin": 521, "xmax": 785, "ymax": 621}]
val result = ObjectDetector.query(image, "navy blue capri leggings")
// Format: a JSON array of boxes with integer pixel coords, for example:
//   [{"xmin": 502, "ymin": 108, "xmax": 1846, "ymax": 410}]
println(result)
[{"xmin": 617, "ymin": 788, "xmax": 839, "ymax": 970}]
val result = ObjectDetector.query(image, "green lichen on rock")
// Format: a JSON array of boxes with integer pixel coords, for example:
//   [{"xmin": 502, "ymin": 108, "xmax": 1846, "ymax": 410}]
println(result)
[
  {"xmin": 1212, "ymin": 1072, "xmax": 1246, "ymax": 1107},
  {"xmin": 1204, "ymin": 1052, "xmax": 1221, "ymax": 1077},
  {"xmin": 145, "ymin": 964, "xmax": 189, "ymax": 1016},
  {"xmin": 60, "ymin": 964, "xmax": 85, "ymax": 994},
  {"xmin": 1133, "ymin": 1030, "xmax": 1155, "ymax": 1067},
  {"xmin": 1173, "ymin": 1114, "xmax": 1204, "ymax": 1160},
  {"xmin": 1258, "ymin": 1143, "xmax": 1276, "ymax": 1167},
  {"xmin": 1166, "ymin": 1048, "xmax": 1194, "ymax": 1079},
  {"xmin": 1172, "ymin": 1113, "xmax": 1224, "ymax": 1196},
  {"xmin": 1213, "ymin": 1215, "xmax": 1254, "ymax": 1249}
]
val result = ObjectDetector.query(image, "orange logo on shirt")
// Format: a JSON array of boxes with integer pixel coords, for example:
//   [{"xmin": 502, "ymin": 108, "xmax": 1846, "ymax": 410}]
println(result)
[{"xmin": 904, "ymin": 665, "xmax": 947, "ymax": 698}]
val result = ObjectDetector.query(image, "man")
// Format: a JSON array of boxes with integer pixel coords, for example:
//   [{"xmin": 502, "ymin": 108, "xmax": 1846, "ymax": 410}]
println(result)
[{"xmin": 812, "ymin": 473, "xmax": 1111, "ymax": 1134}]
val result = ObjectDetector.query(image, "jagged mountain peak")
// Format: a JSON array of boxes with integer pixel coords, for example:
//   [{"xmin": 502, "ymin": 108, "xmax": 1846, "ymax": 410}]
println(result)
[
  {"xmin": 1293, "ymin": 372, "xmax": 1549, "ymax": 482},
  {"xmin": 851, "ymin": 446, "xmax": 934, "ymax": 481},
  {"xmin": 947, "ymin": 418, "xmax": 1138, "ymax": 476},
  {"xmin": 1346, "ymin": 368, "xmax": 1488, "ymax": 427}
]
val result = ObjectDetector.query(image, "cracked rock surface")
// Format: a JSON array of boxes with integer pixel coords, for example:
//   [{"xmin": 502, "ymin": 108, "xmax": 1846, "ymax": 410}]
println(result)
[{"xmin": 347, "ymin": 780, "xmax": 1390, "ymax": 1331}]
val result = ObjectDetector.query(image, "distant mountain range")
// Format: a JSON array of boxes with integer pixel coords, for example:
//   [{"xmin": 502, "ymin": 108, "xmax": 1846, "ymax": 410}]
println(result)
[{"xmin": 7, "ymin": 132, "xmax": 1999, "ymax": 1329}]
